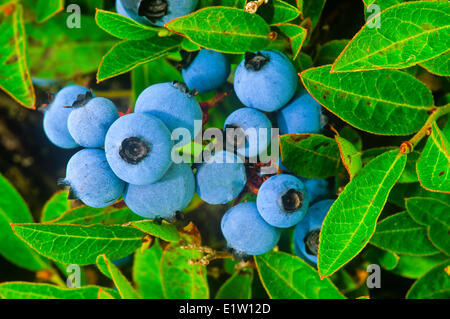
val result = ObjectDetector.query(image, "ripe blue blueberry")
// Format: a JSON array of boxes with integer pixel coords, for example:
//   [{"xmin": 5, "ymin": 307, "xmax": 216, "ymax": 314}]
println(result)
[
  {"xmin": 293, "ymin": 199, "xmax": 334, "ymax": 265},
  {"xmin": 124, "ymin": 163, "xmax": 195, "ymax": 220},
  {"xmin": 299, "ymin": 177, "xmax": 332, "ymax": 204},
  {"xmin": 104, "ymin": 113, "xmax": 173, "ymax": 185},
  {"xmin": 135, "ymin": 81, "xmax": 202, "ymax": 146},
  {"xmin": 119, "ymin": 0, "xmax": 199, "ymax": 27},
  {"xmin": 223, "ymin": 107, "xmax": 272, "ymax": 158},
  {"xmin": 181, "ymin": 49, "xmax": 230, "ymax": 94},
  {"xmin": 256, "ymin": 174, "xmax": 309, "ymax": 228},
  {"xmin": 67, "ymin": 95, "xmax": 119, "ymax": 148},
  {"xmin": 277, "ymin": 90, "xmax": 324, "ymax": 135},
  {"xmin": 221, "ymin": 202, "xmax": 281, "ymax": 256},
  {"xmin": 43, "ymin": 85, "xmax": 91, "ymax": 149},
  {"xmin": 196, "ymin": 151, "xmax": 246, "ymax": 205},
  {"xmin": 60, "ymin": 149, "xmax": 125, "ymax": 208},
  {"xmin": 234, "ymin": 50, "xmax": 297, "ymax": 112}
]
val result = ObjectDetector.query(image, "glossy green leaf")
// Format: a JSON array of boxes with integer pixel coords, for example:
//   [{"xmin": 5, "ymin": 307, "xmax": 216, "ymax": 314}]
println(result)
[
  {"xmin": 160, "ymin": 225, "xmax": 209, "ymax": 298},
  {"xmin": 370, "ymin": 212, "xmax": 439, "ymax": 256},
  {"xmin": 95, "ymin": 9, "xmax": 160, "ymax": 40},
  {"xmin": 392, "ymin": 253, "xmax": 448, "ymax": 279},
  {"xmin": 318, "ymin": 150, "xmax": 406, "ymax": 278},
  {"xmin": 166, "ymin": 7, "xmax": 271, "ymax": 54},
  {"xmin": 301, "ymin": 65, "xmax": 434, "ymax": 135},
  {"xmin": 215, "ymin": 269, "xmax": 253, "ymax": 299},
  {"xmin": 406, "ymin": 197, "xmax": 450, "ymax": 255},
  {"xmin": 302, "ymin": 0, "xmax": 325, "ymax": 31},
  {"xmin": 259, "ymin": 0, "xmax": 301, "ymax": 25},
  {"xmin": 420, "ymin": 52, "xmax": 450, "ymax": 77},
  {"xmin": 40, "ymin": 191, "xmax": 70, "ymax": 222},
  {"xmin": 50, "ymin": 205, "xmax": 141, "ymax": 225},
  {"xmin": 11, "ymin": 223, "xmax": 145, "ymax": 265},
  {"xmin": 181, "ymin": 37, "xmax": 201, "ymax": 51},
  {"xmin": 416, "ymin": 122, "xmax": 450, "ymax": 193},
  {"xmin": 340, "ymin": 126, "xmax": 362, "ymax": 152},
  {"xmin": 365, "ymin": 246, "xmax": 399, "ymax": 271},
  {"xmin": 276, "ymin": 23, "xmax": 306, "ymax": 59},
  {"xmin": 97, "ymin": 288, "xmax": 116, "ymax": 299},
  {"xmin": 96, "ymin": 254, "xmax": 140, "ymax": 299},
  {"xmin": 97, "ymin": 36, "xmax": 181, "ymax": 82},
  {"xmin": 314, "ymin": 39, "xmax": 348, "ymax": 66},
  {"xmin": 255, "ymin": 251, "xmax": 344, "ymax": 299},
  {"xmin": 280, "ymin": 134, "xmax": 341, "ymax": 179},
  {"xmin": 133, "ymin": 243, "xmax": 164, "ymax": 299},
  {"xmin": 398, "ymin": 151, "xmax": 419, "ymax": 184},
  {"xmin": 406, "ymin": 260, "xmax": 450, "ymax": 299},
  {"xmin": 293, "ymin": 52, "xmax": 313, "ymax": 72},
  {"xmin": 131, "ymin": 220, "xmax": 180, "ymax": 243},
  {"xmin": 388, "ymin": 182, "xmax": 450, "ymax": 209},
  {"xmin": 0, "ymin": 174, "xmax": 48, "ymax": 271},
  {"xmin": 0, "ymin": 4, "xmax": 34, "ymax": 108},
  {"xmin": 335, "ymin": 135, "xmax": 362, "ymax": 179},
  {"xmin": 36, "ymin": 0, "xmax": 63, "ymax": 23},
  {"xmin": 0, "ymin": 282, "xmax": 118, "ymax": 299}
]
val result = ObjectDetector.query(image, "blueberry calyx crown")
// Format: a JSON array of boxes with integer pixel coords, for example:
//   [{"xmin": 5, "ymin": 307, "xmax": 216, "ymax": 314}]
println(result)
[
  {"xmin": 304, "ymin": 229, "xmax": 320, "ymax": 256},
  {"xmin": 57, "ymin": 179, "xmax": 78, "ymax": 200},
  {"xmin": 279, "ymin": 188, "xmax": 303, "ymax": 213},
  {"xmin": 64, "ymin": 90, "xmax": 94, "ymax": 109},
  {"xmin": 244, "ymin": 52, "xmax": 269, "ymax": 71},
  {"xmin": 180, "ymin": 50, "xmax": 200, "ymax": 69},
  {"xmin": 119, "ymin": 137, "xmax": 151, "ymax": 165},
  {"xmin": 172, "ymin": 81, "xmax": 197, "ymax": 97},
  {"xmin": 225, "ymin": 124, "xmax": 247, "ymax": 149},
  {"xmin": 138, "ymin": 0, "xmax": 168, "ymax": 22}
]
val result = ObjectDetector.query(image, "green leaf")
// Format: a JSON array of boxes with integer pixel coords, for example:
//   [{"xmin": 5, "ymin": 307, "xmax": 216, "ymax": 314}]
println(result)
[
  {"xmin": 370, "ymin": 212, "xmax": 439, "ymax": 256},
  {"xmin": 97, "ymin": 36, "xmax": 181, "ymax": 82},
  {"xmin": 388, "ymin": 182, "xmax": 450, "ymax": 208},
  {"xmin": 392, "ymin": 253, "xmax": 448, "ymax": 279},
  {"xmin": 131, "ymin": 220, "xmax": 180, "ymax": 243},
  {"xmin": 318, "ymin": 150, "xmax": 406, "ymax": 278},
  {"xmin": 276, "ymin": 23, "xmax": 306, "ymax": 59},
  {"xmin": 302, "ymin": 0, "xmax": 325, "ymax": 31},
  {"xmin": 11, "ymin": 223, "xmax": 145, "ymax": 265},
  {"xmin": 416, "ymin": 122, "xmax": 450, "ymax": 193},
  {"xmin": 36, "ymin": 0, "xmax": 63, "ymax": 23},
  {"xmin": 335, "ymin": 135, "xmax": 362, "ymax": 179},
  {"xmin": 280, "ymin": 134, "xmax": 341, "ymax": 179},
  {"xmin": 255, "ymin": 251, "xmax": 345, "ymax": 299},
  {"xmin": 259, "ymin": 0, "xmax": 301, "ymax": 25},
  {"xmin": 50, "ymin": 205, "xmax": 141, "ymax": 225},
  {"xmin": 96, "ymin": 254, "xmax": 140, "ymax": 299},
  {"xmin": 406, "ymin": 260, "xmax": 450, "ymax": 299},
  {"xmin": 398, "ymin": 151, "xmax": 419, "ymax": 184},
  {"xmin": 97, "ymin": 288, "xmax": 116, "ymax": 299},
  {"xmin": 293, "ymin": 52, "xmax": 313, "ymax": 72},
  {"xmin": 420, "ymin": 52, "xmax": 450, "ymax": 77},
  {"xmin": 0, "ymin": 4, "xmax": 35, "ymax": 108},
  {"xmin": 95, "ymin": 9, "xmax": 160, "ymax": 40},
  {"xmin": 340, "ymin": 126, "xmax": 362, "ymax": 152},
  {"xmin": 406, "ymin": 197, "xmax": 450, "ymax": 255},
  {"xmin": 314, "ymin": 39, "xmax": 349, "ymax": 66},
  {"xmin": 0, "ymin": 174, "xmax": 48, "ymax": 271},
  {"xmin": 160, "ymin": 224, "xmax": 209, "ymax": 298},
  {"xmin": 181, "ymin": 37, "xmax": 201, "ymax": 51},
  {"xmin": 133, "ymin": 243, "xmax": 164, "ymax": 299},
  {"xmin": 166, "ymin": 7, "xmax": 271, "ymax": 54},
  {"xmin": 215, "ymin": 269, "xmax": 253, "ymax": 299},
  {"xmin": 365, "ymin": 246, "xmax": 399, "ymax": 271},
  {"xmin": 301, "ymin": 65, "xmax": 434, "ymax": 135},
  {"xmin": 332, "ymin": 2, "xmax": 450, "ymax": 72},
  {"xmin": 0, "ymin": 282, "xmax": 117, "ymax": 299},
  {"xmin": 40, "ymin": 191, "xmax": 70, "ymax": 222}
]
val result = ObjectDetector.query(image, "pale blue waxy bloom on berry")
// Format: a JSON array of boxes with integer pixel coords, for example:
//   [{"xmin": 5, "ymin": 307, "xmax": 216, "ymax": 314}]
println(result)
[
  {"xmin": 104, "ymin": 113, "xmax": 173, "ymax": 185},
  {"xmin": 124, "ymin": 163, "xmax": 195, "ymax": 220},
  {"xmin": 277, "ymin": 90, "xmax": 324, "ymax": 135},
  {"xmin": 256, "ymin": 174, "xmax": 309, "ymax": 228},
  {"xmin": 116, "ymin": 0, "xmax": 151, "ymax": 25},
  {"xmin": 234, "ymin": 50, "xmax": 297, "ymax": 112},
  {"xmin": 195, "ymin": 151, "xmax": 246, "ymax": 205},
  {"xmin": 43, "ymin": 85, "xmax": 91, "ymax": 149},
  {"xmin": 221, "ymin": 202, "xmax": 281, "ymax": 256},
  {"xmin": 135, "ymin": 81, "xmax": 202, "ymax": 147},
  {"xmin": 224, "ymin": 107, "xmax": 272, "ymax": 158},
  {"xmin": 61, "ymin": 149, "xmax": 125, "ymax": 208},
  {"xmin": 182, "ymin": 49, "xmax": 231, "ymax": 93},
  {"xmin": 299, "ymin": 177, "xmax": 332, "ymax": 204},
  {"xmin": 68, "ymin": 96, "xmax": 119, "ymax": 148},
  {"xmin": 293, "ymin": 199, "xmax": 334, "ymax": 265}
]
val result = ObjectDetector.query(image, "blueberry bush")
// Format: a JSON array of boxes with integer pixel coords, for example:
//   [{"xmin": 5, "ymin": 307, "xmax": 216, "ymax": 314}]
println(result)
[{"xmin": 0, "ymin": 0, "xmax": 449, "ymax": 300}]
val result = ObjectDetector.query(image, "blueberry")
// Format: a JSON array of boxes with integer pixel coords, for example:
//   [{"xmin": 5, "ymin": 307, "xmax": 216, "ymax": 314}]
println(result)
[
  {"xmin": 181, "ymin": 49, "xmax": 230, "ymax": 93},
  {"xmin": 43, "ymin": 85, "xmax": 91, "ymax": 149},
  {"xmin": 135, "ymin": 81, "xmax": 202, "ymax": 146},
  {"xmin": 234, "ymin": 50, "xmax": 297, "ymax": 112},
  {"xmin": 195, "ymin": 151, "xmax": 246, "ymax": 205},
  {"xmin": 60, "ymin": 149, "xmax": 125, "ymax": 208},
  {"xmin": 293, "ymin": 199, "xmax": 334, "ymax": 265},
  {"xmin": 256, "ymin": 174, "xmax": 309, "ymax": 228},
  {"xmin": 124, "ymin": 163, "xmax": 195, "ymax": 220},
  {"xmin": 299, "ymin": 177, "xmax": 332, "ymax": 204},
  {"xmin": 116, "ymin": 0, "xmax": 151, "ymax": 25},
  {"xmin": 104, "ymin": 113, "xmax": 173, "ymax": 185},
  {"xmin": 67, "ymin": 96, "xmax": 119, "ymax": 148},
  {"xmin": 221, "ymin": 202, "xmax": 281, "ymax": 256},
  {"xmin": 277, "ymin": 90, "xmax": 324, "ymax": 134},
  {"xmin": 119, "ymin": 0, "xmax": 199, "ymax": 27},
  {"xmin": 223, "ymin": 107, "xmax": 272, "ymax": 158}
]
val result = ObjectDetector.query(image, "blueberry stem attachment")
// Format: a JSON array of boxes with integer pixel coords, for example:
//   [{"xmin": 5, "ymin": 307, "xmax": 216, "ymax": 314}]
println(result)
[
  {"xmin": 279, "ymin": 189, "xmax": 303, "ymax": 213},
  {"xmin": 245, "ymin": 0, "xmax": 269, "ymax": 14},
  {"xmin": 244, "ymin": 52, "xmax": 269, "ymax": 71},
  {"xmin": 138, "ymin": 0, "xmax": 168, "ymax": 22},
  {"xmin": 304, "ymin": 229, "xmax": 320, "ymax": 256},
  {"xmin": 63, "ymin": 90, "xmax": 93, "ymax": 108},
  {"xmin": 119, "ymin": 137, "xmax": 151, "ymax": 165}
]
